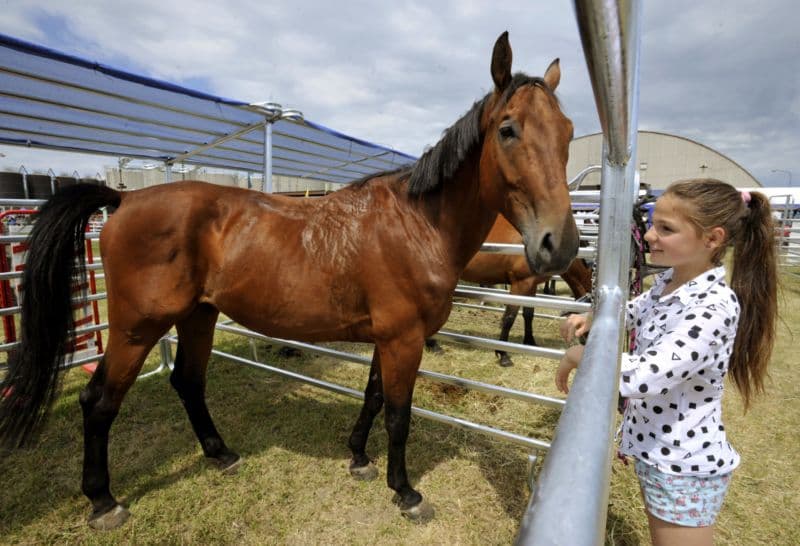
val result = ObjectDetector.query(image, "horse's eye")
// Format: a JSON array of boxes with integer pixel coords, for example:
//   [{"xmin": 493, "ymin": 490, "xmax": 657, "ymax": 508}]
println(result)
[{"xmin": 499, "ymin": 122, "xmax": 516, "ymax": 140}]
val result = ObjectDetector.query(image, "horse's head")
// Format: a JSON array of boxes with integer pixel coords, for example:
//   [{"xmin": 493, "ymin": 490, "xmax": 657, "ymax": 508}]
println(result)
[{"xmin": 479, "ymin": 32, "xmax": 579, "ymax": 276}]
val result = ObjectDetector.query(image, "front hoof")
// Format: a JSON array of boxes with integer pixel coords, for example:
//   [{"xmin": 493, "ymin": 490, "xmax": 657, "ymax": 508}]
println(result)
[
  {"xmin": 220, "ymin": 456, "xmax": 243, "ymax": 475},
  {"xmin": 209, "ymin": 452, "xmax": 243, "ymax": 475},
  {"xmin": 397, "ymin": 498, "xmax": 435, "ymax": 523},
  {"xmin": 498, "ymin": 354, "xmax": 514, "ymax": 367},
  {"xmin": 88, "ymin": 504, "xmax": 130, "ymax": 531},
  {"xmin": 349, "ymin": 461, "xmax": 378, "ymax": 481}
]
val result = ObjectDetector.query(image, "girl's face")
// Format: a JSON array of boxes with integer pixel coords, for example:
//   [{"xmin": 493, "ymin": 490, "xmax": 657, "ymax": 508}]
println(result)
[{"xmin": 645, "ymin": 195, "xmax": 720, "ymax": 274}]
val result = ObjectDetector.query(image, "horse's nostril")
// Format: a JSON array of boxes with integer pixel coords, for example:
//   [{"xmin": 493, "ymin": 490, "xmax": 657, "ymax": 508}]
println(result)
[{"xmin": 541, "ymin": 232, "xmax": 554, "ymax": 253}]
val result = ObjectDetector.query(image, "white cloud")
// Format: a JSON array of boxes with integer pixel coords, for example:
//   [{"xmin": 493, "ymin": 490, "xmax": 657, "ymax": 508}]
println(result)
[{"xmin": 0, "ymin": 0, "xmax": 797, "ymax": 186}]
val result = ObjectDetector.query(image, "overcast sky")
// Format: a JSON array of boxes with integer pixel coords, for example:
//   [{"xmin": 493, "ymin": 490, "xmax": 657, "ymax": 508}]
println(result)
[{"xmin": 0, "ymin": 1, "xmax": 797, "ymax": 186}]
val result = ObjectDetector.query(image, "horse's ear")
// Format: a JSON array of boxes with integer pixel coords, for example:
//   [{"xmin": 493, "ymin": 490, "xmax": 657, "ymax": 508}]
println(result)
[
  {"xmin": 543, "ymin": 58, "xmax": 561, "ymax": 90},
  {"xmin": 491, "ymin": 31, "xmax": 513, "ymax": 91}
]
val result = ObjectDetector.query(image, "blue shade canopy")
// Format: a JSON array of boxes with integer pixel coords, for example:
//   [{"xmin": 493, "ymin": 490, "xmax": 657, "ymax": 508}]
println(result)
[{"xmin": 0, "ymin": 33, "xmax": 417, "ymax": 184}]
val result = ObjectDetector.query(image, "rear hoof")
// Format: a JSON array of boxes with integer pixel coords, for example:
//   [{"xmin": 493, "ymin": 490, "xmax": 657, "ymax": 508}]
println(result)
[
  {"xmin": 88, "ymin": 504, "xmax": 130, "ymax": 531},
  {"xmin": 349, "ymin": 461, "xmax": 378, "ymax": 481},
  {"xmin": 399, "ymin": 498, "xmax": 435, "ymax": 523}
]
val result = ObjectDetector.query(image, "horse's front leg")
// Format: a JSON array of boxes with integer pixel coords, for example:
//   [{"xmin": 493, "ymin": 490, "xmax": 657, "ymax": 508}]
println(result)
[
  {"xmin": 347, "ymin": 348, "xmax": 383, "ymax": 480},
  {"xmin": 377, "ymin": 336, "xmax": 434, "ymax": 522}
]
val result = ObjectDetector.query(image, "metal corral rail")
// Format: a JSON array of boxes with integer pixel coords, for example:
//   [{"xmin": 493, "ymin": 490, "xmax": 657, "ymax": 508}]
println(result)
[{"xmin": 772, "ymin": 196, "xmax": 800, "ymax": 270}]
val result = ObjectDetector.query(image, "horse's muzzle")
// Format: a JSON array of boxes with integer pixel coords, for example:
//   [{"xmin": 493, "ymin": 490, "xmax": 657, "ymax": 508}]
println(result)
[{"xmin": 523, "ymin": 217, "xmax": 580, "ymax": 276}]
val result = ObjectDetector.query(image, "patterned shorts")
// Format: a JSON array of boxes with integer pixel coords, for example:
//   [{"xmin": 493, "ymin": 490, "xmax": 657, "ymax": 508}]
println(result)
[{"xmin": 634, "ymin": 459, "xmax": 731, "ymax": 527}]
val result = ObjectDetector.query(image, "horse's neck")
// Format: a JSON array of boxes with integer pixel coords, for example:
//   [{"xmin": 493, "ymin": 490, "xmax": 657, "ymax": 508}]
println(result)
[{"xmin": 419, "ymin": 157, "xmax": 498, "ymax": 273}]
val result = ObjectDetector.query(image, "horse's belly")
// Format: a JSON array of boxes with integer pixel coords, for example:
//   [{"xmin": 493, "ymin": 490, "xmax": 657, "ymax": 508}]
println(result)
[
  {"xmin": 226, "ymin": 309, "xmax": 372, "ymax": 343},
  {"xmin": 211, "ymin": 280, "xmax": 372, "ymax": 343}
]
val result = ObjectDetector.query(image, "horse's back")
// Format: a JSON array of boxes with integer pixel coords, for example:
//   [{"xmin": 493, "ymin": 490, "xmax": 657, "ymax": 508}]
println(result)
[{"xmin": 100, "ymin": 181, "xmax": 256, "ymax": 263}]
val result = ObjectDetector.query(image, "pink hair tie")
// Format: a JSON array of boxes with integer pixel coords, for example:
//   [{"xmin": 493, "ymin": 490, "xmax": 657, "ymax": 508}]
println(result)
[{"xmin": 741, "ymin": 191, "xmax": 752, "ymax": 204}]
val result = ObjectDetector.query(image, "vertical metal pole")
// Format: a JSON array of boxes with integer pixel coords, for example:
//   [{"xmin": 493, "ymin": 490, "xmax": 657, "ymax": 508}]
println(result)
[
  {"xmin": 165, "ymin": 163, "xmax": 173, "ymax": 183},
  {"xmin": 159, "ymin": 338, "xmax": 173, "ymax": 370},
  {"xmin": 527, "ymin": 452, "xmax": 539, "ymax": 491},
  {"xmin": 515, "ymin": 1, "xmax": 642, "ymax": 544},
  {"xmin": 779, "ymin": 195, "xmax": 790, "ymax": 254},
  {"xmin": 19, "ymin": 166, "xmax": 29, "ymax": 199},
  {"xmin": 47, "ymin": 168, "xmax": 57, "ymax": 195},
  {"xmin": 263, "ymin": 121, "xmax": 273, "ymax": 193}
]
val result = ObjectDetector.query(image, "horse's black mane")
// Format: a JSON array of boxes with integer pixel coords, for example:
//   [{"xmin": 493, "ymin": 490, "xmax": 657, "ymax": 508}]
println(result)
[
  {"xmin": 345, "ymin": 166, "xmax": 412, "ymax": 190},
  {"xmin": 407, "ymin": 74, "xmax": 553, "ymax": 195},
  {"xmin": 345, "ymin": 74, "xmax": 554, "ymax": 195}
]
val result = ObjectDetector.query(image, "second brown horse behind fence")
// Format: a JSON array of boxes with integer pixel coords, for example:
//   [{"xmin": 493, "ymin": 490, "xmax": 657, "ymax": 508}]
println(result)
[
  {"xmin": 426, "ymin": 214, "xmax": 592, "ymax": 366},
  {"xmin": 0, "ymin": 32, "xmax": 579, "ymax": 529}
]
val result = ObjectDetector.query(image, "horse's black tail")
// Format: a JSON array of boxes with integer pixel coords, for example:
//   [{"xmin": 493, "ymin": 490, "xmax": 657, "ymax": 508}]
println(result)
[{"xmin": 0, "ymin": 183, "xmax": 121, "ymax": 449}]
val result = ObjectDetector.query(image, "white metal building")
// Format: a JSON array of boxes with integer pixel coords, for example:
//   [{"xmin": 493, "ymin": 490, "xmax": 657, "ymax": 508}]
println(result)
[{"xmin": 568, "ymin": 130, "xmax": 762, "ymax": 190}]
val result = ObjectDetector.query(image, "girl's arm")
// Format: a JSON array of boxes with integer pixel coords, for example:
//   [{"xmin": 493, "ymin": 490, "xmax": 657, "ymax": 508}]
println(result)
[
  {"xmin": 561, "ymin": 289, "xmax": 648, "ymax": 345},
  {"xmin": 555, "ymin": 345, "xmax": 584, "ymax": 394},
  {"xmin": 560, "ymin": 313, "xmax": 591, "ymax": 344}
]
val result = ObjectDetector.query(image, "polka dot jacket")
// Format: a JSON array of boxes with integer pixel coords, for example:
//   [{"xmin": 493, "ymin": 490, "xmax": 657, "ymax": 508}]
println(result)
[{"xmin": 618, "ymin": 265, "xmax": 740, "ymax": 477}]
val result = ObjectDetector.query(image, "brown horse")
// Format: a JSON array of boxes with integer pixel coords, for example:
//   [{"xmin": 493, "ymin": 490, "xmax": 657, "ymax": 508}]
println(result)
[
  {"xmin": 0, "ymin": 32, "xmax": 578, "ymax": 529},
  {"xmin": 426, "ymin": 214, "xmax": 592, "ymax": 366}
]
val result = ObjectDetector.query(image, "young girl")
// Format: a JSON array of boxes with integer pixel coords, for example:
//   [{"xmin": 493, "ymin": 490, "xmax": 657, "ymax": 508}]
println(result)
[{"xmin": 555, "ymin": 179, "xmax": 777, "ymax": 546}]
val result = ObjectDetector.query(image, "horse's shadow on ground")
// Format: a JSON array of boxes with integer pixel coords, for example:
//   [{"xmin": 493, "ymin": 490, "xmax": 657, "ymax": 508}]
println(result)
[{"xmin": 1, "ymin": 341, "xmax": 639, "ymax": 542}]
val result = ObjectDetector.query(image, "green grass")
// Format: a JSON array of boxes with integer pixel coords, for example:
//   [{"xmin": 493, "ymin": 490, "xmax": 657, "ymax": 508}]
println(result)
[{"xmin": 1, "ymin": 270, "xmax": 799, "ymax": 544}]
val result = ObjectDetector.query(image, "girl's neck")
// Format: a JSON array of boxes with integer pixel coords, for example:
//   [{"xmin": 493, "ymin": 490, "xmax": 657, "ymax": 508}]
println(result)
[{"xmin": 663, "ymin": 263, "xmax": 717, "ymax": 295}]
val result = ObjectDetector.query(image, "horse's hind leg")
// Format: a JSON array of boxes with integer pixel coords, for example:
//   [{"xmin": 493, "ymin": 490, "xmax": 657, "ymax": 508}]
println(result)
[
  {"xmin": 170, "ymin": 304, "xmax": 240, "ymax": 471},
  {"xmin": 423, "ymin": 337, "xmax": 444, "ymax": 354},
  {"xmin": 496, "ymin": 277, "xmax": 539, "ymax": 366},
  {"xmin": 348, "ymin": 348, "xmax": 383, "ymax": 480},
  {"xmin": 522, "ymin": 282, "xmax": 539, "ymax": 347},
  {"xmin": 79, "ymin": 326, "xmax": 168, "ymax": 530},
  {"xmin": 496, "ymin": 303, "xmax": 519, "ymax": 367}
]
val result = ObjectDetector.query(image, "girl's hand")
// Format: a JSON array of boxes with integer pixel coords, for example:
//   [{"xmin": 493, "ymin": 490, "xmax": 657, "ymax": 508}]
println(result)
[
  {"xmin": 560, "ymin": 313, "xmax": 592, "ymax": 344},
  {"xmin": 555, "ymin": 345, "xmax": 584, "ymax": 394}
]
